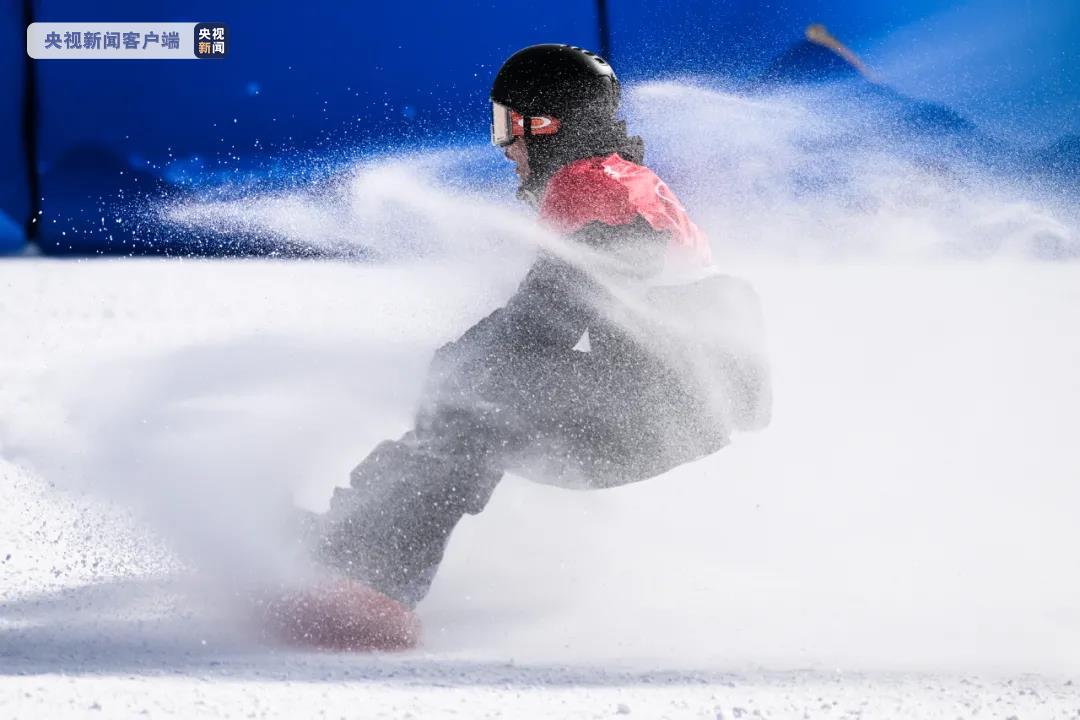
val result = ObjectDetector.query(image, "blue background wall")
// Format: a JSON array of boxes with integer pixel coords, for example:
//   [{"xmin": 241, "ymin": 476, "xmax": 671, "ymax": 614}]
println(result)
[
  {"xmin": 2, "ymin": 0, "xmax": 1077, "ymax": 254},
  {"xmin": 0, "ymin": 5, "xmax": 28, "ymax": 252}
]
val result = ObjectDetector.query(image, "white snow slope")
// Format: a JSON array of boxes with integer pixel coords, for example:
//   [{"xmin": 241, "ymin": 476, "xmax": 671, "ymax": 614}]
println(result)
[
  {"xmin": 2, "ymin": 257, "xmax": 1079, "ymax": 719},
  {"xmin": 3, "ymin": 83, "xmax": 1080, "ymax": 718}
]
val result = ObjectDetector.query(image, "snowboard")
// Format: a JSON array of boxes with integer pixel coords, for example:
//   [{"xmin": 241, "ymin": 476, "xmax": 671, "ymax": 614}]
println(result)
[{"xmin": 257, "ymin": 577, "xmax": 420, "ymax": 651}]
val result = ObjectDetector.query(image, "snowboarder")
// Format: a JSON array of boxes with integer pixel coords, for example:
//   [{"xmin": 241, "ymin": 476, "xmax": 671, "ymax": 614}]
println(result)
[{"xmin": 272, "ymin": 44, "xmax": 770, "ymax": 650}]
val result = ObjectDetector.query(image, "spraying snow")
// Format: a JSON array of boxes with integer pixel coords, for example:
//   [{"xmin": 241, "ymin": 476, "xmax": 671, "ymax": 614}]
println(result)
[
  {"xmin": 163, "ymin": 83, "xmax": 1079, "ymax": 261},
  {"xmin": 2, "ymin": 81, "xmax": 1079, "ymax": 716}
]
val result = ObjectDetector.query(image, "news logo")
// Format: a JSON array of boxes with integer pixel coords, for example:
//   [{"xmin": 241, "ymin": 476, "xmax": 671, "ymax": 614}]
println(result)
[
  {"xmin": 194, "ymin": 23, "xmax": 227, "ymax": 58},
  {"xmin": 27, "ymin": 23, "xmax": 229, "ymax": 60}
]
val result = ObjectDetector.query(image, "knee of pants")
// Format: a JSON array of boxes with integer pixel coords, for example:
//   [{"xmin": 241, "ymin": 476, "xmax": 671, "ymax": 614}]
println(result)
[{"xmin": 348, "ymin": 432, "xmax": 502, "ymax": 516}]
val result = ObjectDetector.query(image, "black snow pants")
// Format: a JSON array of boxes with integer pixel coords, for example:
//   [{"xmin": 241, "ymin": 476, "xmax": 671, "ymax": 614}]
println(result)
[{"xmin": 314, "ymin": 253, "xmax": 769, "ymax": 606}]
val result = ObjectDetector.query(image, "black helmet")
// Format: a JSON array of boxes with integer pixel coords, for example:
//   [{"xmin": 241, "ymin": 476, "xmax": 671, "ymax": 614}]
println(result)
[{"xmin": 490, "ymin": 44, "xmax": 620, "ymax": 146}]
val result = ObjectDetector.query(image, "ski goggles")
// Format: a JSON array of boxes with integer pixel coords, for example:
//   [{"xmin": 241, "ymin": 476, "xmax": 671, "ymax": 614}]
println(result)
[{"xmin": 491, "ymin": 101, "xmax": 561, "ymax": 146}]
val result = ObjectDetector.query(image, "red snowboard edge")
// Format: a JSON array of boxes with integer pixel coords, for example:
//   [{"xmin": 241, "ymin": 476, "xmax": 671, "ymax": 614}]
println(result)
[{"xmin": 257, "ymin": 578, "xmax": 420, "ymax": 652}]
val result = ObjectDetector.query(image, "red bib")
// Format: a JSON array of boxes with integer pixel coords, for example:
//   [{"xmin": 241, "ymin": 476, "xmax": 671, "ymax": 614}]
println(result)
[{"xmin": 539, "ymin": 153, "xmax": 712, "ymax": 268}]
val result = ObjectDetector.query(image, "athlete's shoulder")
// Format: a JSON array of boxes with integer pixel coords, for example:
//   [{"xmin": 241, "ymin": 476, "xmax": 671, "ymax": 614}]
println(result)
[
  {"xmin": 539, "ymin": 154, "xmax": 645, "ymax": 233},
  {"xmin": 539, "ymin": 153, "xmax": 712, "ymax": 267}
]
